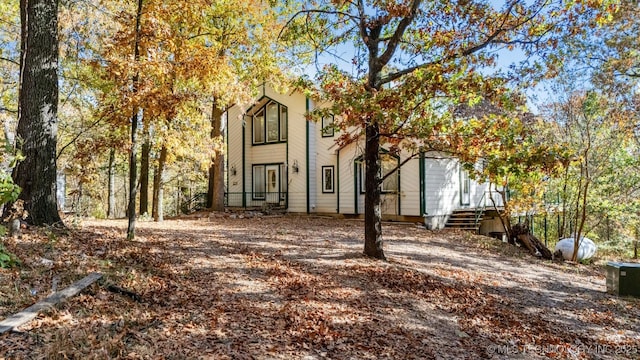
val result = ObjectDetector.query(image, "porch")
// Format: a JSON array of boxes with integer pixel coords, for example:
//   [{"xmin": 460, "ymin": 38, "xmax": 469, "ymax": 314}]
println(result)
[{"xmin": 225, "ymin": 192, "xmax": 288, "ymax": 210}]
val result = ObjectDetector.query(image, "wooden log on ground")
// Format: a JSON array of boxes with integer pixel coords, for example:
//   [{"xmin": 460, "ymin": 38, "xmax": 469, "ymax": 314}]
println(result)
[
  {"xmin": 516, "ymin": 233, "xmax": 553, "ymax": 259},
  {"xmin": 510, "ymin": 223, "xmax": 553, "ymax": 260},
  {"xmin": 0, "ymin": 272, "xmax": 102, "ymax": 334},
  {"xmin": 529, "ymin": 233, "xmax": 553, "ymax": 259},
  {"xmin": 516, "ymin": 233, "xmax": 537, "ymax": 255}
]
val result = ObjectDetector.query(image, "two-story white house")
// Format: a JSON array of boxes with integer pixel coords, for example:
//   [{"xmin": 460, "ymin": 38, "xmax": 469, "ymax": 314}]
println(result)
[{"xmin": 224, "ymin": 84, "xmax": 500, "ymax": 232}]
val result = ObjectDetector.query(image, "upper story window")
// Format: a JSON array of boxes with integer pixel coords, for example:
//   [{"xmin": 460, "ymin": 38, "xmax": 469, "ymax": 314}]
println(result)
[
  {"xmin": 253, "ymin": 100, "xmax": 287, "ymax": 145},
  {"xmin": 321, "ymin": 115, "xmax": 334, "ymax": 137}
]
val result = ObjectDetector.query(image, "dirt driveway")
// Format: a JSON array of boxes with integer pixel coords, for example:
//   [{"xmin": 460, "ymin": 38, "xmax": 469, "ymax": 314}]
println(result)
[{"xmin": 1, "ymin": 215, "xmax": 638, "ymax": 359}]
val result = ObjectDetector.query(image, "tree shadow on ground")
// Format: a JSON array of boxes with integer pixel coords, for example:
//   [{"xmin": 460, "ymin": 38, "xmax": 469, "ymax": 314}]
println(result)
[{"xmin": 3, "ymin": 218, "xmax": 638, "ymax": 359}]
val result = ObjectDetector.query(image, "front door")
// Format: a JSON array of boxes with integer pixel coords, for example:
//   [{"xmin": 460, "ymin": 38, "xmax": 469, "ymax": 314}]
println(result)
[{"xmin": 266, "ymin": 165, "xmax": 279, "ymax": 203}]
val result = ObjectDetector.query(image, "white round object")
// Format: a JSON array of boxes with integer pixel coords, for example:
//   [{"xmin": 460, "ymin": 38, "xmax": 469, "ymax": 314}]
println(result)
[{"xmin": 554, "ymin": 237, "xmax": 597, "ymax": 261}]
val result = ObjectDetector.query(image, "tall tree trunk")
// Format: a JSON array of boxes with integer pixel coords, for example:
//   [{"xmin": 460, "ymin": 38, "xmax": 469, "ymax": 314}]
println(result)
[
  {"xmin": 153, "ymin": 145, "xmax": 167, "ymax": 222},
  {"xmin": 364, "ymin": 120, "xmax": 385, "ymax": 259},
  {"xmin": 207, "ymin": 97, "xmax": 225, "ymax": 211},
  {"xmin": 107, "ymin": 148, "xmax": 116, "ymax": 219},
  {"xmin": 207, "ymin": 164, "xmax": 214, "ymax": 209},
  {"xmin": 139, "ymin": 137, "xmax": 150, "ymax": 215},
  {"xmin": 126, "ymin": 0, "xmax": 144, "ymax": 240},
  {"xmin": 559, "ymin": 166, "xmax": 570, "ymax": 238},
  {"xmin": 152, "ymin": 157, "xmax": 159, "ymax": 220},
  {"xmin": 572, "ymin": 162, "xmax": 590, "ymax": 261},
  {"xmin": 489, "ymin": 182, "xmax": 512, "ymax": 242},
  {"xmin": 634, "ymin": 227, "xmax": 638, "ymax": 260},
  {"xmin": 9, "ymin": 0, "xmax": 62, "ymax": 226},
  {"xmin": 126, "ymin": 114, "xmax": 139, "ymax": 237},
  {"xmin": 572, "ymin": 125, "xmax": 591, "ymax": 261}
]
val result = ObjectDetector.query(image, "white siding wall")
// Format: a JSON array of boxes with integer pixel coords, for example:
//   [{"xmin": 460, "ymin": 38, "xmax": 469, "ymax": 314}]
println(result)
[
  {"xmin": 400, "ymin": 157, "xmax": 421, "ymax": 216},
  {"xmin": 470, "ymin": 161, "xmax": 489, "ymax": 207},
  {"xmin": 342, "ymin": 141, "xmax": 366, "ymax": 215},
  {"xmin": 335, "ymin": 140, "xmax": 422, "ymax": 217},
  {"xmin": 335, "ymin": 140, "xmax": 361, "ymax": 214},
  {"xmin": 225, "ymin": 85, "xmax": 308, "ymax": 211},
  {"xmin": 226, "ymin": 84, "xmax": 491, "ymax": 217},
  {"xmin": 423, "ymin": 155, "xmax": 459, "ymax": 217},
  {"xmin": 243, "ymin": 96, "xmax": 287, "ymax": 207},
  {"xmin": 307, "ymin": 107, "xmax": 318, "ymax": 213},
  {"xmin": 314, "ymin": 149, "xmax": 338, "ymax": 214},
  {"xmin": 263, "ymin": 86, "xmax": 308, "ymax": 213},
  {"xmin": 313, "ymin": 110, "xmax": 339, "ymax": 214},
  {"xmin": 422, "ymin": 154, "xmax": 491, "ymax": 228},
  {"xmin": 226, "ymin": 106, "xmax": 244, "ymax": 206}
]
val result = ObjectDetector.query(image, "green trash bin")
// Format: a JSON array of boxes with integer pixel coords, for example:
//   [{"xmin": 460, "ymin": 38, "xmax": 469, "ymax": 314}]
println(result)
[{"xmin": 606, "ymin": 262, "xmax": 640, "ymax": 297}]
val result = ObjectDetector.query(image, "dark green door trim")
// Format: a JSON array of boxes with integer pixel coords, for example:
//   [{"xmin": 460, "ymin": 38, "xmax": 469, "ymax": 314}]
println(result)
[
  {"xmin": 354, "ymin": 162, "xmax": 358, "ymax": 215},
  {"xmin": 242, "ymin": 115, "xmax": 246, "ymax": 208},
  {"xmin": 419, "ymin": 152, "xmax": 425, "ymax": 216},
  {"xmin": 336, "ymin": 150, "xmax": 340, "ymax": 214},
  {"xmin": 305, "ymin": 97, "xmax": 310, "ymax": 214}
]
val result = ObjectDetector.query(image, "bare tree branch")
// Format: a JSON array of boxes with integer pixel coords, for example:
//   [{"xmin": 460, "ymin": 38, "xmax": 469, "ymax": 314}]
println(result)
[
  {"xmin": 378, "ymin": 152, "xmax": 419, "ymax": 185},
  {"xmin": 278, "ymin": 8, "xmax": 361, "ymax": 41},
  {"xmin": 375, "ymin": 0, "xmax": 422, "ymax": 75},
  {"xmin": 0, "ymin": 107, "xmax": 17, "ymax": 114},
  {"xmin": 56, "ymin": 114, "xmax": 109, "ymax": 160},
  {"xmin": 0, "ymin": 56, "xmax": 19, "ymax": 66}
]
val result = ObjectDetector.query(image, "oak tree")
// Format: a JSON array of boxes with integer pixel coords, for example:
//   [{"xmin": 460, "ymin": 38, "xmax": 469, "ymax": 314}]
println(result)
[
  {"xmin": 290, "ymin": 0, "xmax": 605, "ymax": 259},
  {"xmin": 10, "ymin": 0, "xmax": 62, "ymax": 225}
]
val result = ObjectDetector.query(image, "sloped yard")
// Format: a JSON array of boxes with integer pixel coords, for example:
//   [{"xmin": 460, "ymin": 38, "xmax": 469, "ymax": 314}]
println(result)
[{"xmin": 1, "ymin": 215, "xmax": 638, "ymax": 359}]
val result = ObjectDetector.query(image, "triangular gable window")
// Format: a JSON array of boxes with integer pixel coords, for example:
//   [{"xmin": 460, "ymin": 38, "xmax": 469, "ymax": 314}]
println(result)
[{"xmin": 248, "ymin": 97, "xmax": 287, "ymax": 145}]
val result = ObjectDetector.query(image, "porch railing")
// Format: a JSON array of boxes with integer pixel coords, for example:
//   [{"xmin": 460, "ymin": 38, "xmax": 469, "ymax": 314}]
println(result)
[
  {"xmin": 224, "ymin": 192, "xmax": 287, "ymax": 209},
  {"xmin": 474, "ymin": 189, "xmax": 507, "ymax": 229}
]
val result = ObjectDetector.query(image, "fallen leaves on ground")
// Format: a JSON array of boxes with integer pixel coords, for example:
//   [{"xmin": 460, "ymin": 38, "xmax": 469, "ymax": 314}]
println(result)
[{"xmin": 0, "ymin": 215, "xmax": 638, "ymax": 359}]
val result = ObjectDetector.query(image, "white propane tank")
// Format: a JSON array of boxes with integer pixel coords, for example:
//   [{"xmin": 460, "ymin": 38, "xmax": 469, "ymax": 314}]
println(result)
[{"xmin": 555, "ymin": 237, "xmax": 597, "ymax": 261}]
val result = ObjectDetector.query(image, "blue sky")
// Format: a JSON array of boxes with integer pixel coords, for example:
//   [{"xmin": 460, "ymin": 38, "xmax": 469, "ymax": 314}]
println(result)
[{"xmin": 302, "ymin": 39, "xmax": 551, "ymax": 113}]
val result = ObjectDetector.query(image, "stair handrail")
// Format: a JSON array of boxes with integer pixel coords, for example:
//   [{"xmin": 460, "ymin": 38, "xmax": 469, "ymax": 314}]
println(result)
[{"xmin": 473, "ymin": 191, "xmax": 489, "ymax": 232}]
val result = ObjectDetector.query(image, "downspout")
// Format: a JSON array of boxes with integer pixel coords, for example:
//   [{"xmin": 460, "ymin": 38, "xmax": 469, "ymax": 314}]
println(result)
[
  {"xmin": 242, "ymin": 115, "xmax": 246, "ymax": 208},
  {"xmin": 306, "ymin": 97, "xmax": 310, "ymax": 214},
  {"xmin": 419, "ymin": 152, "xmax": 425, "ymax": 216}
]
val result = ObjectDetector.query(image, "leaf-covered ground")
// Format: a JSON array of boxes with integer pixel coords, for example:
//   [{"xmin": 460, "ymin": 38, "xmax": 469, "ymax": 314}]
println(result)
[{"xmin": 1, "ymin": 215, "xmax": 639, "ymax": 359}]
